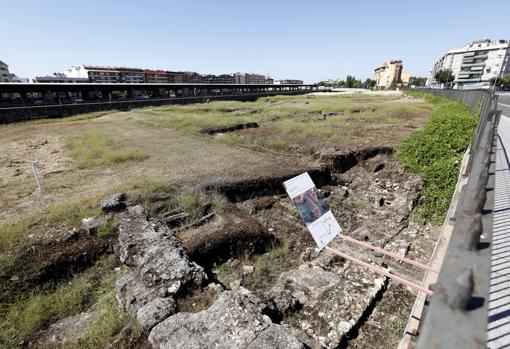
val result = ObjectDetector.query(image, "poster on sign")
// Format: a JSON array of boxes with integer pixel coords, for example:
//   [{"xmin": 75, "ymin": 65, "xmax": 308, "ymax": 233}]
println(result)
[{"xmin": 283, "ymin": 172, "xmax": 341, "ymax": 249}]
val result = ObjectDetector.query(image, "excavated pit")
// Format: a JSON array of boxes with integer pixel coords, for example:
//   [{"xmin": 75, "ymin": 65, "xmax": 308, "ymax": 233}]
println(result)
[
  {"xmin": 179, "ymin": 205, "xmax": 276, "ymax": 270},
  {"xmin": 0, "ymin": 233, "xmax": 115, "ymax": 304},
  {"xmin": 201, "ymin": 146, "xmax": 393, "ymax": 202},
  {"xmin": 200, "ymin": 122, "xmax": 259, "ymax": 135}
]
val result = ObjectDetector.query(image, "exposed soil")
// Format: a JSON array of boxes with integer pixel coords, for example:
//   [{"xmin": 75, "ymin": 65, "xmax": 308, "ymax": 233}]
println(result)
[
  {"xmin": 201, "ymin": 122, "xmax": 259, "ymax": 135},
  {"xmin": 1, "ymin": 230, "xmax": 116, "ymax": 304},
  {"xmin": 179, "ymin": 205, "xmax": 275, "ymax": 270}
]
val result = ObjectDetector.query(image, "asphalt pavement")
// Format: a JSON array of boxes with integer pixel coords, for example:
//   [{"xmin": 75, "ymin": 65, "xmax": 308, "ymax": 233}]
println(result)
[{"xmin": 487, "ymin": 93, "xmax": 510, "ymax": 348}]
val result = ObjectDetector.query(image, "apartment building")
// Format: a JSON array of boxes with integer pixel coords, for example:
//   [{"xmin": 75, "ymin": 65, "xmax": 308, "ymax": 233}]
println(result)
[
  {"xmin": 118, "ymin": 67, "xmax": 144, "ymax": 83},
  {"xmin": 62, "ymin": 65, "xmax": 278, "ymax": 85},
  {"xmin": 0, "ymin": 60, "xmax": 11, "ymax": 82},
  {"xmin": 427, "ymin": 39, "xmax": 510, "ymax": 88},
  {"xmin": 34, "ymin": 73, "xmax": 89, "ymax": 83},
  {"xmin": 144, "ymin": 70, "xmax": 171, "ymax": 83},
  {"xmin": 203, "ymin": 74, "xmax": 235, "ymax": 84},
  {"xmin": 65, "ymin": 65, "xmax": 144, "ymax": 83},
  {"xmin": 274, "ymin": 79, "xmax": 304, "ymax": 85},
  {"xmin": 374, "ymin": 60, "xmax": 403, "ymax": 89},
  {"xmin": 401, "ymin": 72, "xmax": 410, "ymax": 85},
  {"xmin": 234, "ymin": 73, "xmax": 266, "ymax": 84}
]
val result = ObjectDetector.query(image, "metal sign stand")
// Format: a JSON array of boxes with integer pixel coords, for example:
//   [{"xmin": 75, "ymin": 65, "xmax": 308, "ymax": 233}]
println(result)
[{"xmin": 27, "ymin": 160, "xmax": 44, "ymax": 198}]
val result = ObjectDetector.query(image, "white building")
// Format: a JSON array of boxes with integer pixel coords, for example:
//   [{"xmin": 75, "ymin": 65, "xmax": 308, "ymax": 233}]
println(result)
[
  {"xmin": 0, "ymin": 60, "xmax": 11, "ymax": 82},
  {"xmin": 427, "ymin": 39, "xmax": 510, "ymax": 88},
  {"xmin": 65, "ymin": 65, "xmax": 144, "ymax": 83}
]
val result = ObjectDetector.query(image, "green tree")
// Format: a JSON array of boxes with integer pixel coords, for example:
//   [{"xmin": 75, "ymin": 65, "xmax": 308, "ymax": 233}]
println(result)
[
  {"xmin": 345, "ymin": 75, "xmax": 356, "ymax": 88},
  {"xmin": 409, "ymin": 77, "xmax": 427, "ymax": 87},
  {"xmin": 434, "ymin": 69, "xmax": 454, "ymax": 84},
  {"xmin": 489, "ymin": 75, "xmax": 510, "ymax": 89},
  {"xmin": 363, "ymin": 79, "xmax": 376, "ymax": 89}
]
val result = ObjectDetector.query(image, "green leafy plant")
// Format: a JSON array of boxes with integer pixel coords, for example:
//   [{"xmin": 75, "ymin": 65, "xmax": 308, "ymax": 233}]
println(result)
[{"xmin": 399, "ymin": 92, "xmax": 477, "ymax": 223}]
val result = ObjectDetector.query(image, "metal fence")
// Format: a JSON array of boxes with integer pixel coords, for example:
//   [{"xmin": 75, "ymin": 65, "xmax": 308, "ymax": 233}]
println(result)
[{"xmin": 410, "ymin": 89, "xmax": 500, "ymax": 348}]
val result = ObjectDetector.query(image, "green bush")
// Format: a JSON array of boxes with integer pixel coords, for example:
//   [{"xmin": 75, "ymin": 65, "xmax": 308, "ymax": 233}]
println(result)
[{"xmin": 399, "ymin": 92, "xmax": 477, "ymax": 223}]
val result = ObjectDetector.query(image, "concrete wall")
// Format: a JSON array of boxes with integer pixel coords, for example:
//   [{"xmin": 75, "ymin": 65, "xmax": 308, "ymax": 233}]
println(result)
[{"xmin": 0, "ymin": 90, "xmax": 313, "ymax": 124}]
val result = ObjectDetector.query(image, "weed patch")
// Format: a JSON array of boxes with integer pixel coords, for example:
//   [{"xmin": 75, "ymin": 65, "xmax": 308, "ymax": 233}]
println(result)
[
  {"xmin": 66, "ymin": 130, "xmax": 146, "ymax": 168},
  {"xmin": 64, "ymin": 279, "xmax": 139, "ymax": 349},
  {"xmin": 165, "ymin": 190, "xmax": 227, "ymax": 223},
  {"xmin": 0, "ymin": 278, "xmax": 94, "ymax": 347},
  {"xmin": 0, "ymin": 255, "xmax": 132, "ymax": 348},
  {"xmin": 139, "ymin": 94, "xmax": 433, "ymax": 153},
  {"xmin": 0, "ymin": 196, "xmax": 101, "ymax": 253}
]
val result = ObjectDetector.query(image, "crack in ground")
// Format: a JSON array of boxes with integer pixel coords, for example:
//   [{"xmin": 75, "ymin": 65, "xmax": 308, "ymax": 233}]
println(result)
[{"xmin": 336, "ymin": 277, "xmax": 390, "ymax": 349}]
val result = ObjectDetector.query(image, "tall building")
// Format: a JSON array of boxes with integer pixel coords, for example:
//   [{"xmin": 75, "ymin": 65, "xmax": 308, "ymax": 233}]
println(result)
[
  {"xmin": 427, "ymin": 39, "xmax": 510, "ymax": 88},
  {"xmin": 0, "ymin": 60, "xmax": 11, "ymax": 82},
  {"xmin": 374, "ymin": 60, "xmax": 403, "ymax": 89}
]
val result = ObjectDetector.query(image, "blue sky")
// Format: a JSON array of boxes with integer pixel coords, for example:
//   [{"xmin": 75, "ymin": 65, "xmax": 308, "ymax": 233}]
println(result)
[{"xmin": 1, "ymin": 0, "xmax": 509, "ymax": 83}]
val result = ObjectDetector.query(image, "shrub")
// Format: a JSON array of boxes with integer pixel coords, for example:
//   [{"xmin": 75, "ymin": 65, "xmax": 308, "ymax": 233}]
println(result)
[{"xmin": 399, "ymin": 92, "xmax": 477, "ymax": 223}]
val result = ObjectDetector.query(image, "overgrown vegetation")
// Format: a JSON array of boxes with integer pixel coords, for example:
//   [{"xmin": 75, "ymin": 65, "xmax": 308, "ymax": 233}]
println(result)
[
  {"xmin": 97, "ymin": 217, "xmax": 119, "ymax": 237},
  {"xmin": 0, "ymin": 279, "xmax": 93, "ymax": 346},
  {"xmin": 0, "ymin": 256, "xmax": 133, "ymax": 349},
  {"xmin": 0, "ymin": 196, "xmax": 101, "ymax": 253},
  {"xmin": 165, "ymin": 190, "xmax": 227, "ymax": 223},
  {"xmin": 399, "ymin": 92, "xmax": 477, "ymax": 223},
  {"xmin": 66, "ymin": 130, "xmax": 146, "ymax": 168},
  {"xmin": 140, "ymin": 94, "xmax": 433, "ymax": 152},
  {"xmin": 64, "ymin": 284, "xmax": 140, "ymax": 349}
]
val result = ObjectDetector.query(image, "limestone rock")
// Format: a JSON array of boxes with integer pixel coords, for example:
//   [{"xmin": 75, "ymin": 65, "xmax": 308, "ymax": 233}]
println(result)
[
  {"xmin": 31, "ymin": 311, "xmax": 100, "ymax": 347},
  {"xmin": 149, "ymin": 288, "xmax": 304, "ymax": 349},
  {"xmin": 100, "ymin": 193, "xmax": 126, "ymax": 212},
  {"xmin": 136, "ymin": 297, "xmax": 176, "ymax": 331},
  {"xmin": 116, "ymin": 205, "xmax": 206, "ymax": 329},
  {"xmin": 265, "ymin": 259, "xmax": 387, "ymax": 348},
  {"xmin": 81, "ymin": 215, "xmax": 108, "ymax": 235}
]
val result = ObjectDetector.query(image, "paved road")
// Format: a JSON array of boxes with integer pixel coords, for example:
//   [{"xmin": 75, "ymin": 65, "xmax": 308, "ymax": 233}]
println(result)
[
  {"xmin": 487, "ymin": 93, "xmax": 510, "ymax": 348},
  {"xmin": 498, "ymin": 93, "xmax": 510, "ymax": 116}
]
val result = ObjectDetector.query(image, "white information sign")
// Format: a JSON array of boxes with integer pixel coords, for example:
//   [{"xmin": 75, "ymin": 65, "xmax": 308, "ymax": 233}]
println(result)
[{"xmin": 283, "ymin": 172, "xmax": 341, "ymax": 249}]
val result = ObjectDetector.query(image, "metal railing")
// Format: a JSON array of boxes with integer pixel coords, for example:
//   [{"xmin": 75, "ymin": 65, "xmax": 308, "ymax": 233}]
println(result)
[{"xmin": 409, "ymin": 89, "xmax": 500, "ymax": 348}]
